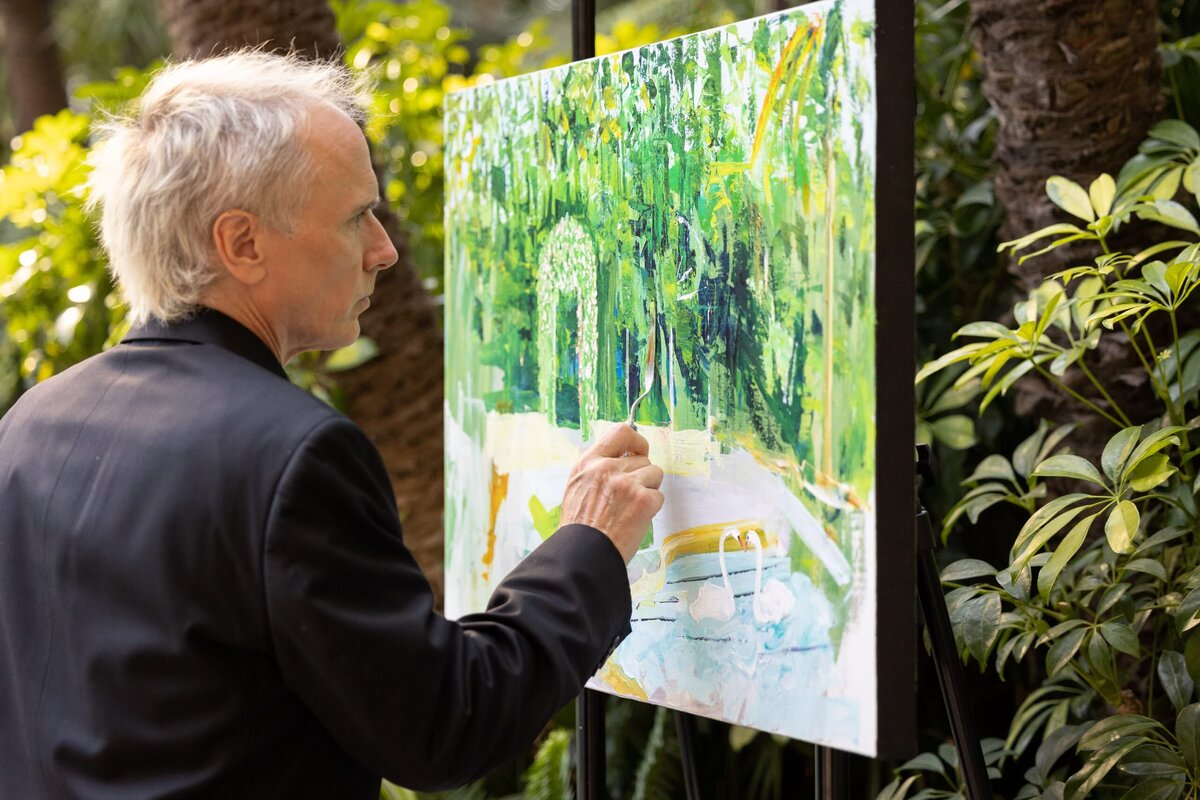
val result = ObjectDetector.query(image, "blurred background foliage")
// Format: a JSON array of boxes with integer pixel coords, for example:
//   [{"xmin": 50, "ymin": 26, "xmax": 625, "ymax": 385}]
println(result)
[{"xmin": 9, "ymin": 0, "xmax": 1200, "ymax": 797}]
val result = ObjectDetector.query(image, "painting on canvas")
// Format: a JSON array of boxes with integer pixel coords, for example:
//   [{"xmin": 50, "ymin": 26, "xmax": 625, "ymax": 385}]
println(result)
[{"xmin": 444, "ymin": 0, "xmax": 911, "ymax": 756}]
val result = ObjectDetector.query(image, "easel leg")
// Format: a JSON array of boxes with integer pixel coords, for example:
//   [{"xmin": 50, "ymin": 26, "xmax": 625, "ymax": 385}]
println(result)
[
  {"xmin": 916, "ymin": 507, "xmax": 993, "ymax": 799},
  {"xmin": 813, "ymin": 745, "xmax": 846, "ymax": 798},
  {"xmin": 576, "ymin": 689, "xmax": 606, "ymax": 800},
  {"xmin": 673, "ymin": 710, "xmax": 702, "ymax": 800}
]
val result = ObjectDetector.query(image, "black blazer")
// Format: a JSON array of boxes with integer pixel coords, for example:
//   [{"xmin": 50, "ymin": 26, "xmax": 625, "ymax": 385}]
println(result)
[{"xmin": 0, "ymin": 309, "xmax": 631, "ymax": 799}]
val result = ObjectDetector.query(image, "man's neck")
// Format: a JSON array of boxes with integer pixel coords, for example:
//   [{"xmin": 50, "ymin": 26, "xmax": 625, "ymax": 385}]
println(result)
[{"xmin": 199, "ymin": 291, "xmax": 287, "ymax": 365}]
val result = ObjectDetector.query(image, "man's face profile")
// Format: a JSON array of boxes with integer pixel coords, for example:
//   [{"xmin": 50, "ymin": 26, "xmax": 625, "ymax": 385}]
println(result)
[{"xmin": 221, "ymin": 101, "xmax": 398, "ymax": 359}]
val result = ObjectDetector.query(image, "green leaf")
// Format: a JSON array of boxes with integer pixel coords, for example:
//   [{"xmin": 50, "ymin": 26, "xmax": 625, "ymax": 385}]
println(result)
[
  {"xmin": 1090, "ymin": 174, "xmax": 1116, "ymax": 216},
  {"xmin": 1037, "ymin": 425, "xmax": 1079, "ymax": 473},
  {"xmin": 1039, "ymin": 512, "xmax": 1100, "ymax": 599},
  {"xmin": 1160, "ymin": 651, "xmax": 1194, "ymax": 713},
  {"xmin": 1128, "ymin": 454, "xmax": 1177, "ymax": 492},
  {"xmin": 1175, "ymin": 703, "xmax": 1200, "ymax": 770},
  {"xmin": 915, "ymin": 343, "xmax": 986, "ymax": 384},
  {"xmin": 1105, "ymin": 501, "xmax": 1140, "ymax": 554},
  {"xmin": 1123, "ymin": 558, "xmax": 1168, "ymax": 582},
  {"xmin": 1177, "ymin": 588, "xmax": 1200, "ymax": 634},
  {"xmin": 1118, "ymin": 744, "xmax": 1186, "ymax": 777},
  {"xmin": 1046, "ymin": 628, "xmax": 1087, "ymax": 676},
  {"xmin": 1134, "ymin": 526, "xmax": 1188, "ymax": 555},
  {"xmin": 1065, "ymin": 738, "xmax": 1147, "ymax": 799},
  {"xmin": 1136, "ymin": 200, "xmax": 1200, "ymax": 235},
  {"xmin": 1012, "ymin": 501, "xmax": 1098, "ymax": 573},
  {"xmin": 956, "ymin": 321, "xmax": 1018, "ymax": 340},
  {"xmin": 1079, "ymin": 715, "xmax": 1162, "ymax": 751},
  {"xmin": 1033, "ymin": 724, "xmax": 1089, "ymax": 785},
  {"xmin": 930, "ymin": 414, "xmax": 977, "ymax": 449},
  {"xmin": 1118, "ymin": 778, "xmax": 1186, "ymax": 800},
  {"xmin": 1032, "ymin": 454, "xmax": 1106, "ymax": 486},
  {"xmin": 999, "ymin": 223, "xmax": 1088, "ymax": 254},
  {"xmin": 941, "ymin": 559, "xmax": 997, "ymax": 583},
  {"xmin": 1186, "ymin": 634, "xmax": 1200, "ymax": 685},
  {"xmin": 322, "ymin": 336, "xmax": 380, "ymax": 372},
  {"xmin": 1038, "ymin": 618, "xmax": 1089, "ymax": 646},
  {"xmin": 1099, "ymin": 622, "xmax": 1140, "ymax": 657},
  {"xmin": 959, "ymin": 593, "xmax": 1002, "ymax": 664},
  {"xmin": 1102, "ymin": 426, "xmax": 1143, "ymax": 482},
  {"xmin": 1097, "ymin": 582, "xmax": 1131, "ymax": 615},
  {"xmin": 1014, "ymin": 422, "xmax": 1052, "ymax": 478},
  {"xmin": 877, "ymin": 775, "xmax": 921, "ymax": 800},
  {"xmin": 965, "ymin": 454, "xmax": 1018, "ymax": 486},
  {"xmin": 1011, "ymin": 493, "xmax": 1093, "ymax": 561},
  {"xmin": 899, "ymin": 751, "xmax": 946, "ymax": 776},
  {"xmin": 996, "ymin": 566, "xmax": 1031, "ymax": 602},
  {"xmin": 1047, "ymin": 176, "xmax": 1096, "ymax": 222},
  {"xmin": 1150, "ymin": 119, "xmax": 1200, "ymax": 150},
  {"xmin": 1125, "ymin": 427, "xmax": 1187, "ymax": 478},
  {"xmin": 1088, "ymin": 631, "xmax": 1116, "ymax": 681}
]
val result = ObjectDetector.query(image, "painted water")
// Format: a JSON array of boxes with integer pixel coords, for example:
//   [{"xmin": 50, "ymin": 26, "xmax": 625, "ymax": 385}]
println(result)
[{"xmin": 444, "ymin": 0, "xmax": 880, "ymax": 754}]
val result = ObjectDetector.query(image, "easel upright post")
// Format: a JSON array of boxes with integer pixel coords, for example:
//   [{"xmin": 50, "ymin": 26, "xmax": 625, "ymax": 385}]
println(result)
[
  {"xmin": 916, "ymin": 446, "xmax": 993, "ymax": 800},
  {"xmin": 569, "ymin": 0, "xmax": 605, "ymax": 797}
]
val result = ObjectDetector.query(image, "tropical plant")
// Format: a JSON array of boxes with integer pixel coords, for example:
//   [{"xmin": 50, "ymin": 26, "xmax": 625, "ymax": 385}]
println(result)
[{"xmin": 898, "ymin": 118, "xmax": 1200, "ymax": 799}]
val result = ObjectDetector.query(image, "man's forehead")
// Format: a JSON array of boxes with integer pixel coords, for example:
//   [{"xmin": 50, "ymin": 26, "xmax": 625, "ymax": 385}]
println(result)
[{"xmin": 301, "ymin": 102, "xmax": 371, "ymax": 164}]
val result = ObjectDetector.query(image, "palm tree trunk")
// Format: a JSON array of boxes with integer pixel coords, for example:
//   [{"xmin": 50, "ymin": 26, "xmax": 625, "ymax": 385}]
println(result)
[
  {"xmin": 0, "ymin": 0, "xmax": 69, "ymax": 133},
  {"xmin": 155, "ymin": 0, "xmax": 447, "ymax": 603},
  {"xmin": 972, "ymin": 0, "xmax": 1162, "ymax": 288},
  {"xmin": 156, "ymin": 0, "xmax": 339, "ymax": 60},
  {"xmin": 971, "ymin": 0, "xmax": 1165, "ymax": 451}
]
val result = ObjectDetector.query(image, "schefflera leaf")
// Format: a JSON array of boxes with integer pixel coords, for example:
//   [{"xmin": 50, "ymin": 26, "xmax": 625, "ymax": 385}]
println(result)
[{"xmin": 1105, "ymin": 500, "xmax": 1140, "ymax": 555}]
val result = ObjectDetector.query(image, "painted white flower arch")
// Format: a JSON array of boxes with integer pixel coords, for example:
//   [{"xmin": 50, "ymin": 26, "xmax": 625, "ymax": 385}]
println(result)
[{"xmin": 535, "ymin": 215, "xmax": 599, "ymax": 432}]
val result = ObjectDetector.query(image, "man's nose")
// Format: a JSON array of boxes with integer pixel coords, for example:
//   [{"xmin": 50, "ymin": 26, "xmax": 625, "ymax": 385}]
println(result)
[{"xmin": 367, "ymin": 214, "xmax": 398, "ymax": 272}]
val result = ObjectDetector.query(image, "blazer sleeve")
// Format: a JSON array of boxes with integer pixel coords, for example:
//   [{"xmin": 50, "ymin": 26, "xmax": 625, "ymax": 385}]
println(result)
[{"xmin": 262, "ymin": 416, "xmax": 632, "ymax": 790}]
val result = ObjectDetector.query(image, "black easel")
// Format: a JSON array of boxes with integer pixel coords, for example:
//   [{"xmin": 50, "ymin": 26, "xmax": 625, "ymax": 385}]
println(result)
[
  {"xmin": 812, "ymin": 446, "xmax": 994, "ymax": 800},
  {"xmin": 568, "ymin": 7, "xmax": 611, "ymax": 798}
]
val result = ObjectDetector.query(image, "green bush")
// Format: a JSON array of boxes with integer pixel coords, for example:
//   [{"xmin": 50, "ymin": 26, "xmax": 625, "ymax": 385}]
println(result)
[{"xmin": 903, "ymin": 119, "xmax": 1200, "ymax": 800}]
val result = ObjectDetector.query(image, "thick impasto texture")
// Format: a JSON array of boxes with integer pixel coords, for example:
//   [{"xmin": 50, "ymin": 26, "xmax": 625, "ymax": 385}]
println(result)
[{"xmin": 445, "ymin": 0, "xmax": 878, "ymax": 754}]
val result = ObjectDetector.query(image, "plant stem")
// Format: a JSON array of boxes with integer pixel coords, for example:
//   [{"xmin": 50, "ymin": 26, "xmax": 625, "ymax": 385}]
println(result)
[
  {"xmin": 1115, "ymin": 318, "xmax": 1166, "ymax": 396},
  {"xmin": 1169, "ymin": 65, "xmax": 1186, "ymax": 121},
  {"xmin": 1076, "ymin": 355, "xmax": 1134, "ymax": 427},
  {"xmin": 1144, "ymin": 325, "xmax": 1185, "ymax": 424},
  {"xmin": 1034, "ymin": 364, "xmax": 1126, "ymax": 428}
]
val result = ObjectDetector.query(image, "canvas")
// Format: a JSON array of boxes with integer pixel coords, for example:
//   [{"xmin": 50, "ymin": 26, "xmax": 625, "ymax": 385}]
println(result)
[{"xmin": 444, "ymin": 0, "xmax": 901, "ymax": 756}]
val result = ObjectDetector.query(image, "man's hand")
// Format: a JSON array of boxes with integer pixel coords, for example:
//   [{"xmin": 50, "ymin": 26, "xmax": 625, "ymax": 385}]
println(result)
[{"xmin": 559, "ymin": 424, "xmax": 665, "ymax": 563}]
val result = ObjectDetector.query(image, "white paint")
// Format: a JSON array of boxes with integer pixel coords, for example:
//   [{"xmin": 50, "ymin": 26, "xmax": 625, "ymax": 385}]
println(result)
[
  {"xmin": 688, "ymin": 527, "xmax": 740, "ymax": 622},
  {"xmin": 747, "ymin": 530, "xmax": 796, "ymax": 624}
]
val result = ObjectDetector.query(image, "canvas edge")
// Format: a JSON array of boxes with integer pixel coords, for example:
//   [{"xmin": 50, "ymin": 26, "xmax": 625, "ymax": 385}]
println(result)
[{"xmin": 872, "ymin": 0, "xmax": 918, "ymax": 761}]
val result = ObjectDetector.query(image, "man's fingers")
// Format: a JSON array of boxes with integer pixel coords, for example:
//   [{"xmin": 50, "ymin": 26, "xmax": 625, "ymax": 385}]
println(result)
[
  {"xmin": 590, "ymin": 423, "xmax": 649, "ymax": 458},
  {"xmin": 628, "ymin": 463, "xmax": 665, "ymax": 490},
  {"xmin": 616, "ymin": 455, "xmax": 651, "ymax": 473}
]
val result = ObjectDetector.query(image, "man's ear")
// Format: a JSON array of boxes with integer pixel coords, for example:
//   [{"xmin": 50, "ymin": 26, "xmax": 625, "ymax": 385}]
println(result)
[{"xmin": 212, "ymin": 209, "xmax": 267, "ymax": 285}]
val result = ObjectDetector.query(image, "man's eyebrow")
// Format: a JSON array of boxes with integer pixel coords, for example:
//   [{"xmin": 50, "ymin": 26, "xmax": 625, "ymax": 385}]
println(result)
[{"xmin": 353, "ymin": 197, "xmax": 383, "ymax": 216}]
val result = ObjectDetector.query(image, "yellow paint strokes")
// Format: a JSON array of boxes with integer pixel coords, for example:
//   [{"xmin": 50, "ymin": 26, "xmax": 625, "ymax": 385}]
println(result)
[
  {"xmin": 485, "ymin": 411, "xmax": 580, "ymax": 472},
  {"xmin": 630, "ymin": 520, "xmax": 776, "ymax": 601},
  {"xmin": 597, "ymin": 661, "xmax": 648, "ymax": 701},
  {"xmin": 591, "ymin": 420, "xmax": 720, "ymax": 477},
  {"xmin": 748, "ymin": 20, "xmax": 823, "ymax": 171},
  {"xmin": 481, "ymin": 465, "xmax": 508, "ymax": 580}
]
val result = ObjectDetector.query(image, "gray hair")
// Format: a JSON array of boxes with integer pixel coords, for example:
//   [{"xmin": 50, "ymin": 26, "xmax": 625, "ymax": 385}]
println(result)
[{"xmin": 86, "ymin": 50, "xmax": 372, "ymax": 325}]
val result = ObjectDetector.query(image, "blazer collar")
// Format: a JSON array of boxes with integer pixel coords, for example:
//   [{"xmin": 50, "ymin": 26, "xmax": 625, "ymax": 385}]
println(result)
[{"xmin": 122, "ymin": 308, "xmax": 287, "ymax": 379}]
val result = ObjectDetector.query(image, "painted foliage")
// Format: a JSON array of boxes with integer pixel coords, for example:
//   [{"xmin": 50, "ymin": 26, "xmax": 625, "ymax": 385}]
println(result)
[{"xmin": 444, "ymin": 0, "xmax": 879, "ymax": 754}]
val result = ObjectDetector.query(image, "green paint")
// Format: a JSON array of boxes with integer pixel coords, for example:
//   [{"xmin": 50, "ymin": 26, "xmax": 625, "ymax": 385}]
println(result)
[
  {"xmin": 528, "ymin": 496, "xmax": 562, "ymax": 541},
  {"xmin": 446, "ymin": 0, "xmax": 876, "ymax": 618}
]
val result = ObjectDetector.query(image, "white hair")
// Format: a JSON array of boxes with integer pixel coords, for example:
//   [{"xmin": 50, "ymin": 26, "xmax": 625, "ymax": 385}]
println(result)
[{"xmin": 86, "ymin": 50, "xmax": 372, "ymax": 325}]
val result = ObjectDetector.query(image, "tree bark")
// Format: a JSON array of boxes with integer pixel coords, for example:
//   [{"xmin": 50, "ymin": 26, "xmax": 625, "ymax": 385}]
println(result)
[
  {"xmin": 0, "ymin": 0, "xmax": 69, "ymax": 133},
  {"xmin": 971, "ymin": 0, "xmax": 1165, "ymax": 452},
  {"xmin": 972, "ymin": 0, "xmax": 1163, "ymax": 289},
  {"xmin": 156, "ymin": 0, "xmax": 340, "ymax": 60},
  {"xmin": 154, "ymin": 0, "xmax": 447, "ymax": 602}
]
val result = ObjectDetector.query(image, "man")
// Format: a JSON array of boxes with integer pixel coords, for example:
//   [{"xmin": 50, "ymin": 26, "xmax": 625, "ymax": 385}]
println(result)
[{"xmin": 0, "ymin": 51, "xmax": 664, "ymax": 798}]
